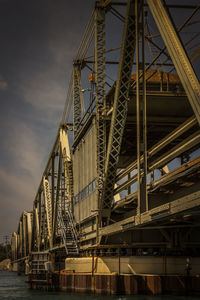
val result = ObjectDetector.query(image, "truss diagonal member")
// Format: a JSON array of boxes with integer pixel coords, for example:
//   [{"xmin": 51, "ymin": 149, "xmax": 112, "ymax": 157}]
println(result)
[
  {"xmin": 147, "ymin": 0, "xmax": 200, "ymax": 124},
  {"xmin": 95, "ymin": 5, "xmax": 107, "ymax": 223},
  {"xmin": 43, "ymin": 177, "xmax": 53, "ymax": 248},
  {"xmin": 34, "ymin": 206, "xmax": 40, "ymax": 251},
  {"xmin": 60, "ymin": 127, "xmax": 74, "ymax": 213},
  {"xmin": 53, "ymin": 147, "xmax": 62, "ymax": 244},
  {"xmin": 100, "ymin": 0, "xmax": 136, "ymax": 226}
]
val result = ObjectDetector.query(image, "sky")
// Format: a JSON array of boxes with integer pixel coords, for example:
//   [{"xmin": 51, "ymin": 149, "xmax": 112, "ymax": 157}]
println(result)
[{"xmin": 0, "ymin": 0, "xmax": 95, "ymax": 243}]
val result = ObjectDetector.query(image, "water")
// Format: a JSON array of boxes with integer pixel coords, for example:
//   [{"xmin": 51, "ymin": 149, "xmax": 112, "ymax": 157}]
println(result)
[{"xmin": 0, "ymin": 271, "xmax": 199, "ymax": 300}]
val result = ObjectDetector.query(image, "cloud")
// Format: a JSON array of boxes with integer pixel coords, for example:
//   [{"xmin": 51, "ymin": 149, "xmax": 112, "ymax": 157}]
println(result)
[
  {"xmin": 8, "ymin": 122, "xmax": 45, "ymax": 179},
  {"xmin": 17, "ymin": 68, "xmax": 67, "ymax": 122},
  {"xmin": 0, "ymin": 75, "xmax": 8, "ymax": 90},
  {"xmin": 0, "ymin": 120, "xmax": 48, "ymax": 235}
]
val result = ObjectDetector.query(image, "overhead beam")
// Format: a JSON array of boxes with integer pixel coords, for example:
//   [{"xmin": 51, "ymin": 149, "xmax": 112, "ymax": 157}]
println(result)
[{"xmin": 147, "ymin": 0, "xmax": 200, "ymax": 124}]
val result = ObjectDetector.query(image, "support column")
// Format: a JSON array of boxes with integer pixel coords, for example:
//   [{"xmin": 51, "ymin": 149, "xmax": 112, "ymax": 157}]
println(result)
[
  {"xmin": 53, "ymin": 145, "xmax": 62, "ymax": 243},
  {"xmin": 94, "ymin": 4, "xmax": 106, "ymax": 242},
  {"xmin": 51, "ymin": 154, "xmax": 55, "ymax": 226},
  {"xmin": 136, "ymin": 0, "xmax": 148, "ymax": 219},
  {"xmin": 73, "ymin": 63, "xmax": 82, "ymax": 138}
]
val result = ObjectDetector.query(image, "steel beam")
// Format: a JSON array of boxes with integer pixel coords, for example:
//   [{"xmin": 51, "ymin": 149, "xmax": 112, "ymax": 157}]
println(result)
[
  {"xmin": 19, "ymin": 221, "xmax": 23, "ymax": 258},
  {"xmin": 43, "ymin": 177, "xmax": 53, "ymax": 248},
  {"xmin": 22, "ymin": 214, "xmax": 27, "ymax": 257},
  {"xmin": 51, "ymin": 155, "xmax": 55, "ymax": 226},
  {"xmin": 73, "ymin": 64, "xmax": 82, "ymax": 138},
  {"xmin": 115, "ymin": 130, "xmax": 200, "ymax": 194},
  {"xmin": 136, "ymin": 0, "xmax": 148, "ymax": 216},
  {"xmin": 147, "ymin": 0, "xmax": 200, "ymax": 124},
  {"xmin": 94, "ymin": 5, "xmax": 107, "ymax": 240},
  {"xmin": 116, "ymin": 115, "xmax": 197, "ymax": 183},
  {"xmin": 26, "ymin": 213, "xmax": 32, "ymax": 254},
  {"xmin": 53, "ymin": 145, "xmax": 62, "ymax": 244},
  {"xmin": 31, "ymin": 202, "xmax": 36, "ymax": 251},
  {"xmin": 100, "ymin": 0, "xmax": 136, "ymax": 227},
  {"xmin": 60, "ymin": 127, "xmax": 74, "ymax": 212},
  {"xmin": 34, "ymin": 207, "xmax": 40, "ymax": 251}
]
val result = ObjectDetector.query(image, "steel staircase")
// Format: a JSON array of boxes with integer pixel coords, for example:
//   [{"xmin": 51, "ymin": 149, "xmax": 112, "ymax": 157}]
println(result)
[{"xmin": 57, "ymin": 203, "xmax": 79, "ymax": 255}]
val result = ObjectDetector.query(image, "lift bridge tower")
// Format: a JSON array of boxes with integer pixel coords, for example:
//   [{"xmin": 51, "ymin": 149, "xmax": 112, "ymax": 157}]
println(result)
[{"xmin": 11, "ymin": 0, "xmax": 200, "ymax": 275}]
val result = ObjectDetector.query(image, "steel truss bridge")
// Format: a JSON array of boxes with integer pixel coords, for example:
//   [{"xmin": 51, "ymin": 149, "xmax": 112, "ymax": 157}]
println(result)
[{"xmin": 11, "ymin": 0, "xmax": 200, "ymax": 268}]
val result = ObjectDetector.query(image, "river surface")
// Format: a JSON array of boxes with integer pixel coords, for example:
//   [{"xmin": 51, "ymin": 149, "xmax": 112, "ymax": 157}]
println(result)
[{"xmin": 0, "ymin": 271, "xmax": 199, "ymax": 300}]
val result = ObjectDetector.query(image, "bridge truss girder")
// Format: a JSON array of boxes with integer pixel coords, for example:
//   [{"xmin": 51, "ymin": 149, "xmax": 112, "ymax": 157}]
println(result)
[
  {"xmin": 99, "ymin": 0, "xmax": 136, "ymax": 227},
  {"xmin": 12, "ymin": 211, "xmax": 32, "ymax": 259},
  {"xmin": 30, "ymin": 126, "xmax": 76, "ymax": 254},
  {"xmin": 12, "ymin": 0, "xmax": 200, "ymax": 258}
]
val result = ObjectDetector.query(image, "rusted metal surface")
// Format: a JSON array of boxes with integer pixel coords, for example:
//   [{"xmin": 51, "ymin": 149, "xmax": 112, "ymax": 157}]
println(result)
[{"xmin": 55, "ymin": 272, "xmax": 200, "ymax": 295}]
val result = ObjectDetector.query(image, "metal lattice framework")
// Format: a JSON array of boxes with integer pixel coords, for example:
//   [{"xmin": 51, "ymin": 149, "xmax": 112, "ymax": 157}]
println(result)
[
  {"xmin": 73, "ymin": 64, "xmax": 82, "ymax": 138},
  {"xmin": 100, "ymin": 0, "xmax": 136, "ymax": 226},
  {"xmin": 12, "ymin": 211, "xmax": 32, "ymax": 259},
  {"xmin": 43, "ymin": 177, "xmax": 53, "ymax": 248},
  {"xmin": 147, "ymin": 0, "xmax": 200, "ymax": 125},
  {"xmin": 94, "ymin": 5, "xmax": 107, "ymax": 227}
]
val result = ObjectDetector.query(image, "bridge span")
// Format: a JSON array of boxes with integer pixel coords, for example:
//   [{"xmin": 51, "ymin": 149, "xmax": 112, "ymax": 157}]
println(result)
[{"xmin": 11, "ymin": 0, "xmax": 200, "ymax": 294}]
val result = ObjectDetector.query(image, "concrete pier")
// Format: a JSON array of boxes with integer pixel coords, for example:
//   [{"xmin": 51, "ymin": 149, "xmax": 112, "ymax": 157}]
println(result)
[{"xmin": 28, "ymin": 256, "xmax": 200, "ymax": 295}]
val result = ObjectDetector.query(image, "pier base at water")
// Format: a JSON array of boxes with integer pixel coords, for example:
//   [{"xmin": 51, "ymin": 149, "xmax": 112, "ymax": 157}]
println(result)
[
  {"xmin": 28, "ymin": 272, "xmax": 200, "ymax": 295},
  {"xmin": 28, "ymin": 256, "xmax": 200, "ymax": 295}
]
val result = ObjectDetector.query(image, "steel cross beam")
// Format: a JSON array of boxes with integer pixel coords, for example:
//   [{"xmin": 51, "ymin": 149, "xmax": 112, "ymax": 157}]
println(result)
[
  {"xmin": 94, "ymin": 5, "xmax": 106, "ymax": 235},
  {"xmin": 100, "ymin": 0, "xmax": 136, "ymax": 227},
  {"xmin": 147, "ymin": 0, "xmax": 200, "ymax": 124}
]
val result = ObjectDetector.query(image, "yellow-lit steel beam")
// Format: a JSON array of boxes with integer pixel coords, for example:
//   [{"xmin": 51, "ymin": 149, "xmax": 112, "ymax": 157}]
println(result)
[{"xmin": 147, "ymin": 0, "xmax": 200, "ymax": 124}]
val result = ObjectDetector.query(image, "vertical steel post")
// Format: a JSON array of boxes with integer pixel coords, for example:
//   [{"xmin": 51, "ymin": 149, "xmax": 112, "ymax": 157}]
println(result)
[
  {"xmin": 51, "ymin": 155, "xmax": 55, "ymax": 226},
  {"xmin": 53, "ymin": 145, "xmax": 62, "ymax": 244},
  {"xmin": 141, "ymin": 1, "xmax": 148, "ymax": 212},
  {"xmin": 136, "ymin": 0, "xmax": 141, "ymax": 218},
  {"xmin": 73, "ymin": 64, "xmax": 82, "ymax": 139},
  {"xmin": 31, "ymin": 201, "xmax": 37, "ymax": 251},
  {"xmin": 136, "ymin": 0, "xmax": 148, "ymax": 220},
  {"xmin": 38, "ymin": 191, "xmax": 41, "ymax": 251},
  {"xmin": 94, "ymin": 4, "xmax": 106, "ymax": 241}
]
